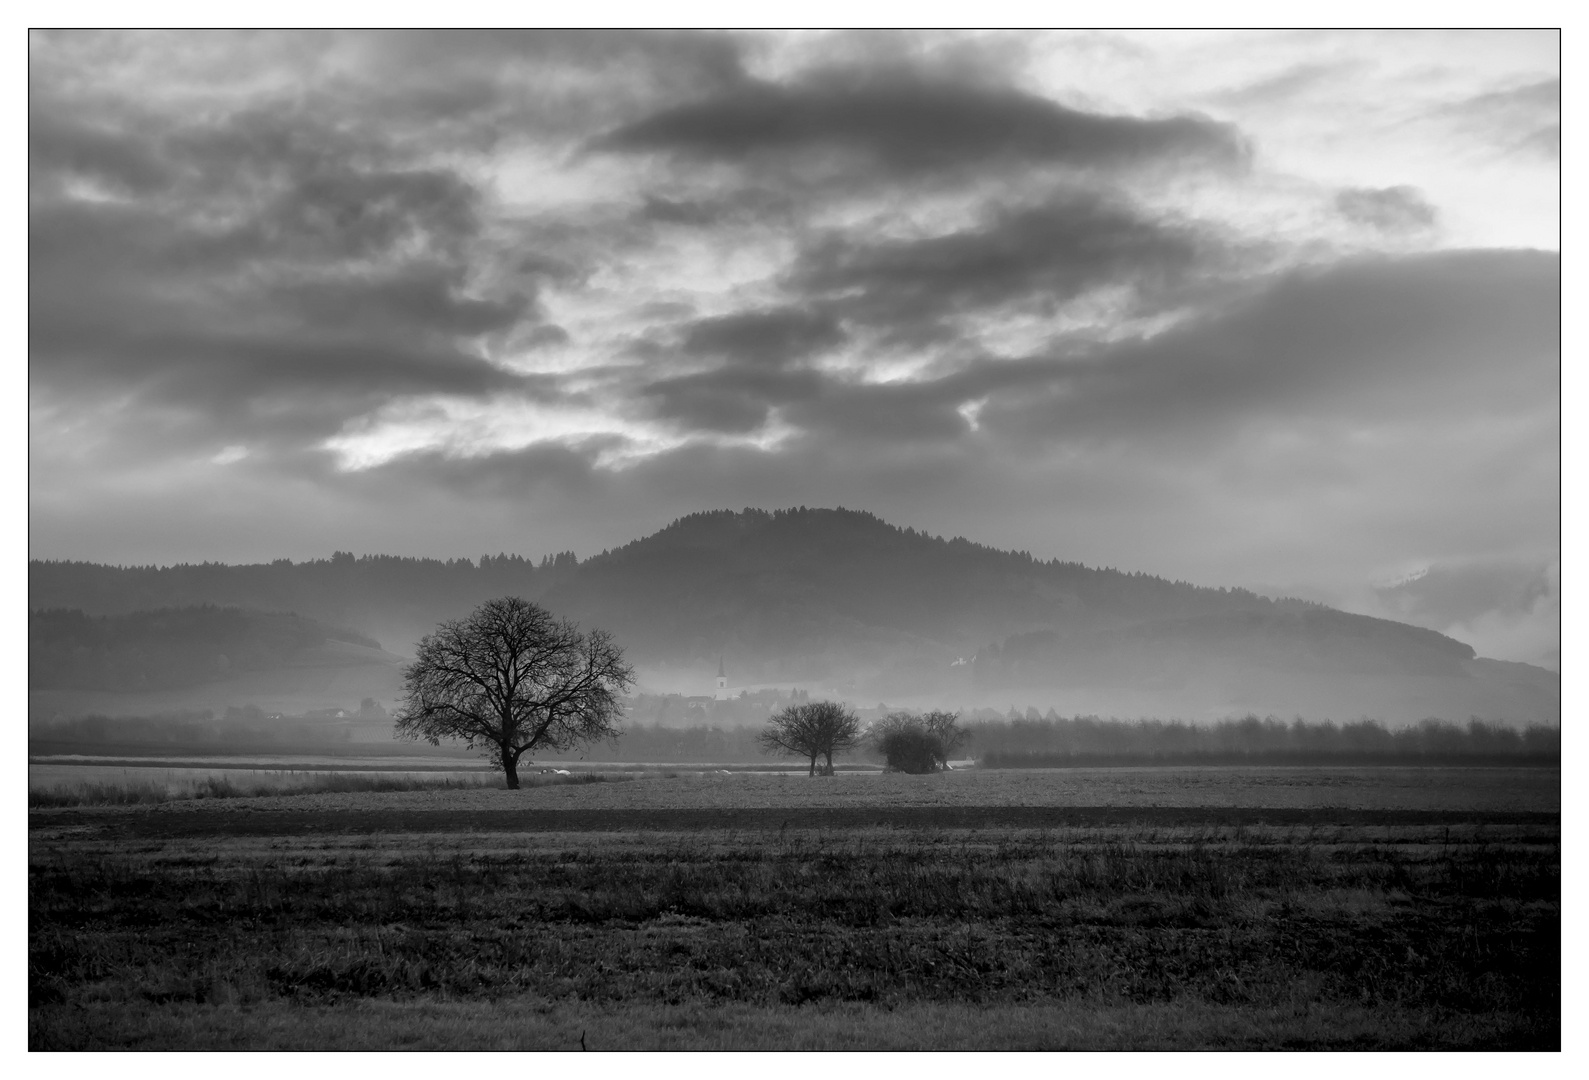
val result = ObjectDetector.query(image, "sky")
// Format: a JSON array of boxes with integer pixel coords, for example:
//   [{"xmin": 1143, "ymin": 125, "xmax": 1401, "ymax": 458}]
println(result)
[{"xmin": 26, "ymin": 29, "xmax": 1561, "ymax": 667}]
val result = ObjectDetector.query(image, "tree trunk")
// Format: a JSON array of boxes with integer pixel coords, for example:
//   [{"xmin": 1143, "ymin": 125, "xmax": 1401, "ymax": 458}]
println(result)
[
  {"xmin": 808, "ymin": 755, "xmax": 816, "ymax": 777},
  {"xmin": 503, "ymin": 753, "xmax": 520, "ymax": 790},
  {"xmin": 824, "ymin": 750, "xmax": 834, "ymax": 775}
]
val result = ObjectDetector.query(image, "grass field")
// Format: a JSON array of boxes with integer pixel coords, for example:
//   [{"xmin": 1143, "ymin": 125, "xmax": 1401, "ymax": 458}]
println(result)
[
  {"xmin": 27, "ymin": 766, "xmax": 622, "ymax": 808},
  {"xmin": 28, "ymin": 766, "xmax": 1559, "ymax": 1050}
]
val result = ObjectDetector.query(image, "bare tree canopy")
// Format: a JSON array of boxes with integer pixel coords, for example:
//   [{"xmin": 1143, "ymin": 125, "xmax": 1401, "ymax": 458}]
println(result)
[
  {"xmin": 394, "ymin": 596, "xmax": 634, "ymax": 788},
  {"xmin": 758, "ymin": 700, "xmax": 861, "ymax": 776},
  {"xmin": 872, "ymin": 710, "xmax": 967, "ymax": 773}
]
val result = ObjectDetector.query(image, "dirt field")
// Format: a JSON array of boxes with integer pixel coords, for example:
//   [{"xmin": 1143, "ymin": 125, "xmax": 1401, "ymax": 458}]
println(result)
[{"xmin": 29, "ymin": 766, "xmax": 1559, "ymax": 1050}]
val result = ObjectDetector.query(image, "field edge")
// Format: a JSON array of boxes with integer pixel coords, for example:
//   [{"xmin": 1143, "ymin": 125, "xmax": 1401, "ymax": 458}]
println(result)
[{"xmin": 28, "ymin": 996, "xmax": 1556, "ymax": 1051}]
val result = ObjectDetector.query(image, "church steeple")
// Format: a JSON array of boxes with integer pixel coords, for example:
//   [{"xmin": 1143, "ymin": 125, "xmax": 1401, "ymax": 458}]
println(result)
[{"xmin": 715, "ymin": 656, "xmax": 729, "ymax": 700}]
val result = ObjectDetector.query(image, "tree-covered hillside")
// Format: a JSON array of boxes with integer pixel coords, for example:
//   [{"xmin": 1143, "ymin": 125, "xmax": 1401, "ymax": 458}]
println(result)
[
  {"xmin": 29, "ymin": 606, "xmax": 383, "ymax": 692},
  {"xmin": 547, "ymin": 507, "xmax": 1321, "ymax": 656},
  {"xmin": 28, "ymin": 551, "xmax": 580, "ymax": 657},
  {"xmin": 26, "ymin": 507, "xmax": 1558, "ymax": 723},
  {"xmin": 32, "ymin": 508, "xmax": 1314, "ymax": 661}
]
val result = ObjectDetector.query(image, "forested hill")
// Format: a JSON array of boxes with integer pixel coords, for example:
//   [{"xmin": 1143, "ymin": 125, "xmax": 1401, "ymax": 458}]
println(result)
[
  {"xmin": 534, "ymin": 509, "xmax": 1522, "ymax": 719},
  {"xmin": 30, "ymin": 507, "xmax": 1336, "ymax": 660},
  {"xmin": 28, "ymin": 507, "xmax": 1556, "ymax": 723},
  {"xmin": 547, "ymin": 507, "xmax": 1353, "ymax": 655},
  {"xmin": 29, "ymin": 606, "xmax": 386, "ymax": 692},
  {"xmin": 28, "ymin": 549, "xmax": 581, "ymax": 654}
]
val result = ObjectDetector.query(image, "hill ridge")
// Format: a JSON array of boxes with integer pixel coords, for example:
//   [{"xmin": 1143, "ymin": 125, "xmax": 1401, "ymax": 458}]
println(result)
[{"xmin": 27, "ymin": 506, "xmax": 1556, "ymax": 724}]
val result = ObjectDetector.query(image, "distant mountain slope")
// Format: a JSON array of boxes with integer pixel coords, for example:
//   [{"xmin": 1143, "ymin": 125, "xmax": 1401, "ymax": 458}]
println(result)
[
  {"xmin": 28, "ymin": 551, "xmax": 576, "ymax": 657},
  {"xmin": 533, "ymin": 509, "xmax": 1557, "ymax": 723},
  {"xmin": 28, "ymin": 507, "xmax": 1558, "ymax": 724},
  {"xmin": 540, "ymin": 508, "xmax": 1466, "ymax": 669},
  {"xmin": 545, "ymin": 507, "xmax": 1320, "ymax": 652},
  {"xmin": 29, "ymin": 606, "xmax": 385, "ymax": 692}
]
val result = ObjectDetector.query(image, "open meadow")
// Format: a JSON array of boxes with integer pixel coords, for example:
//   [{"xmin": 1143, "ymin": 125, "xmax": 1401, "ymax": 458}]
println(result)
[{"xmin": 29, "ymin": 766, "xmax": 1559, "ymax": 1050}]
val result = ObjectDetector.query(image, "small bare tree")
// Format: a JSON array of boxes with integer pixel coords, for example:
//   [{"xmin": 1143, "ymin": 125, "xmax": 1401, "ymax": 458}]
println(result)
[
  {"xmin": 921, "ymin": 709, "xmax": 969, "ymax": 766},
  {"xmin": 759, "ymin": 700, "xmax": 861, "ymax": 776},
  {"xmin": 394, "ymin": 597, "xmax": 634, "ymax": 788}
]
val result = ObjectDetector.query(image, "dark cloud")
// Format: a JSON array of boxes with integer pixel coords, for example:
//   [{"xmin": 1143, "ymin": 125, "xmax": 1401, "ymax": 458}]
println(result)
[
  {"xmin": 1334, "ymin": 185, "xmax": 1438, "ymax": 233},
  {"xmin": 640, "ymin": 367, "xmax": 822, "ymax": 434},
  {"xmin": 363, "ymin": 29, "xmax": 748, "ymax": 108},
  {"xmin": 601, "ymin": 249, "xmax": 1556, "ymax": 458},
  {"xmin": 792, "ymin": 194, "xmax": 1220, "ymax": 336},
  {"xmin": 26, "ymin": 34, "xmax": 1245, "ymax": 469},
  {"xmin": 617, "ymin": 248, "xmax": 1557, "ymax": 457},
  {"xmin": 336, "ymin": 30, "xmax": 755, "ymax": 156},
  {"xmin": 28, "ymin": 108, "xmax": 175, "ymax": 197},
  {"xmin": 274, "ymin": 268, "xmax": 527, "ymax": 340},
  {"xmin": 362, "ymin": 28, "xmax": 745, "ymax": 79},
  {"xmin": 639, "ymin": 196, "xmax": 724, "ymax": 226},
  {"xmin": 635, "ymin": 188, "xmax": 798, "ymax": 229},
  {"xmin": 784, "ymin": 381, "xmax": 972, "ymax": 445},
  {"xmin": 974, "ymin": 248, "xmax": 1558, "ymax": 445},
  {"xmin": 30, "ymin": 30, "xmax": 752, "ymax": 155},
  {"xmin": 25, "ymin": 27, "xmax": 769, "ymax": 454},
  {"xmin": 27, "ymin": 73, "xmax": 541, "ymax": 451},
  {"xmin": 596, "ymin": 73, "xmax": 1247, "ymax": 177},
  {"xmin": 393, "ymin": 247, "xmax": 1559, "ymax": 479},
  {"xmin": 640, "ymin": 364, "xmax": 972, "ymax": 444},
  {"xmin": 750, "ymin": 29, "xmax": 1042, "ymax": 87},
  {"xmin": 680, "ymin": 307, "xmax": 845, "ymax": 368},
  {"xmin": 518, "ymin": 325, "xmax": 572, "ymax": 350},
  {"xmin": 632, "ymin": 300, "xmax": 698, "ymax": 321}
]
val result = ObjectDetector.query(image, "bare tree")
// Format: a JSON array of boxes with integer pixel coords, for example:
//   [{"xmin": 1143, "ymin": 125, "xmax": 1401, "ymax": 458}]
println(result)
[
  {"xmin": 921, "ymin": 709, "xmax": 968, "ymax": 766},
  {"xmin": 394, "ymin": 596, "xmax": 634, "ymax": 789},
  {"xmin": 872, "ymin": 709, "xmax": 966, "ymax": 773},
  {"xmin": 759, "ymin": 700, "xmax": 861, "ymax": 776}
]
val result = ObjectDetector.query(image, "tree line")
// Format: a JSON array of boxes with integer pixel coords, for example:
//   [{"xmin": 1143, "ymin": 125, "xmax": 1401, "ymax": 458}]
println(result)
[{"xmin": 969, "ymin": 713, "xmax": 1560, "ymax": 767}]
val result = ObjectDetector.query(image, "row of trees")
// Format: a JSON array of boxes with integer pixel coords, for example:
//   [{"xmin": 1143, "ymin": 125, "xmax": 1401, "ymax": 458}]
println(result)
[
  {"xmin": 753, "ymin": 703, "xmax": 965, "ymax": 775},
  {"xmin": 971, "ymin": 713, "xmax": 1560, "ymax": 766},
  {"xmin": 393, "ymin": 596, "xmax": 967, "ymax": 786}
]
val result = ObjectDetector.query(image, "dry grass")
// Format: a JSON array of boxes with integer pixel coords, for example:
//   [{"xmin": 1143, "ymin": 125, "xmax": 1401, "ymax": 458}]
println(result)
[
  {"xmin": 29, "ymin": 818, "xmax": 1558, "ymax": 1049},
  {"xmin": 28, "ymin": 769, "xmax": 620, "ymax": 808},
  {"xmin": 30, "ymin": 996, "xmax": 1547, "ymax": 1051}
]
